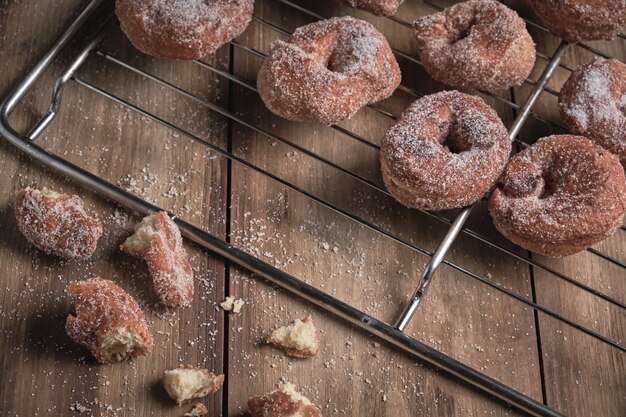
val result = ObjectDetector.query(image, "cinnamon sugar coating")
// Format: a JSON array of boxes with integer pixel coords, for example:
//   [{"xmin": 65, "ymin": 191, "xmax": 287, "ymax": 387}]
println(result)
[
  {"xmin": 413, "ymin": 0, "xmax": 536, "ymax": 91},
  {"xmin": 14, "ymin": 187, "xmax": 103, "ymax": 260},
  {"xmin": 121, "ymin": 211, "xmax": 194, "ymax": 308},
  {"xmin": 380, "ymin": 91, "xmax": 511, "ymax": 211},
  {"xmin": 257, "ymin": 16, "xmax": 401, "ymax": 125},
  {"xmin": 248, "ymin": 383, "xmax": 322, "ymax": 417},
  {"xmin": 65, "ymin": 277, "xmax": 154, "ymax": 363},
  {"xmin": 337, "ymin": 0, "xmax": 404, "ymax": 16},
  {"xmin": 530, "ymin": 0, "xmax": 626, "ymax": 43},
  {"xmin": 488, "ymin": 135, "xmax": 626, "ymax": 257},
  {"xmin": 559, "ymin": 58, "xmax": 626, "ymax": 167},
  {"xmin": 116, "ymin": 0, "xmax": 254, "ymax": 60}
]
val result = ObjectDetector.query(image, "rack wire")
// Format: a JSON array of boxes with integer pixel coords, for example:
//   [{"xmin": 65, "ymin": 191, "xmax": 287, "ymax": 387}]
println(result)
[{"xmin": 1, "ymin": 0, "xmax": 624, "ymax": 416}]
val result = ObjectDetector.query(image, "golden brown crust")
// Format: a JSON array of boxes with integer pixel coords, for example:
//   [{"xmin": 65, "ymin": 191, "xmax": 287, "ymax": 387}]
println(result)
[
  {"xmin": 257, "ymin": 16, "xmax": 401, "ymax": 125},
  {"xmin": 65, "ymin": 277, "xmax": 153, "ymax": 363},
  {"xmin": 121, "ymin": 212, "xmax": 194, "ymax": 308},
  {"xmin": 559, "ymin": 58, "xmax": 626, "ymax": 167},
  {"xmin": 380, "ymin": 91, "xmax": 511, "ymax": 211},
  {"xmin": 413, "ymin": 0, "xmax": 536, "ymax": 91},
  {"xmin": 248, "ymin": 385, "xmax": 322, "ymax": 417},
  {"xmin": 13, "ymin": 187, "xmax": 103, "ymax": 260},
  {"xmin": 336, "ymin": 0, "xmax": 404, "ymax": 16},
  {"xmin": 530, "ymin": 0, "xmax": 626, "ymax": 42},
  {"xmin": 488, "ymin": 135, "xmax": 626, "ymax": 257},
  {"xmin": 267, "ymin": 315, "xmax": 319, "ymax": 359},
  {"xmin": 115, "ymin": 0, "xmax": 254, "ymax": 60}
]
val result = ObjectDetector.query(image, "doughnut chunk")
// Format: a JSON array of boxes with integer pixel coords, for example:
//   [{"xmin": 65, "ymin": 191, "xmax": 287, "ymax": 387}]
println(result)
[
  {"xmin": 413, "ymin": 0, "xmax": 536, "ymax": 91},
  {"xmin": 380, "ymin": 91, "xmax": 511, "ymax": 211},
  {"xmin": 162, "ymin": 367, "xmax": 224, "ymax": 404},
  {"xmin": 488, "ymin": 135, "xmax": 626, "ymax": 257},
  {"xmin": 121, "ymin": 212, "xmax": 194, "ymax": 308},
  {"xmin": 267, "ymin": 315, "xmax": 319, "ymax": 358},
  {"xmin": 14, "ymin": 187, "xmax": 102, "ymax": 260},
  {"xmin": 559, "ymin": 58, "xmax": 626, "ymax": 166},
  {"xmin": 116, "ymin": 0, "xmax": 254, "ymax": 60},
  {"xmin": 530, "ymin": 0, "xmax": 626, "ymax": 43},
  {"xmin": 66, "ymin": 277, "xmax": 153, "ymax": 363},
  {"xmin": 248, "ymin": 383, "xmax": 322, "ymax": 417},
  {"xmin": 336, "ymin": 0, "xmax": 404, "ymax": 16},
  {"xmin": 257, "ymin": 16, "xmax": 401, "ymax": 125}
]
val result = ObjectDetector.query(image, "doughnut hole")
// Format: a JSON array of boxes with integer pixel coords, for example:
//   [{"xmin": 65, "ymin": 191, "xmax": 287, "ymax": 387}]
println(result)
[{"xmin": 501, "ymin": 159, "xmax": 545, "ymax": 199}]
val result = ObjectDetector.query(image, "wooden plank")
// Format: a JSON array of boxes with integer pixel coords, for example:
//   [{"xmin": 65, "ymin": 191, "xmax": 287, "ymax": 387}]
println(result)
[
  {"xmin": 225, "ymin": 1, "xmax": 542, "ymax": 415},
  {"xmin": 0, "ymin": 2, "xmax": 229, "ymax": 416}
]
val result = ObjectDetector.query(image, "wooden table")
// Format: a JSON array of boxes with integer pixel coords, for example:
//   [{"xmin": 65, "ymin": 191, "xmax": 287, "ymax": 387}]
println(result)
[{"xmin": 0, "ymin": 0, "xmax": 624, "ymax": 416}]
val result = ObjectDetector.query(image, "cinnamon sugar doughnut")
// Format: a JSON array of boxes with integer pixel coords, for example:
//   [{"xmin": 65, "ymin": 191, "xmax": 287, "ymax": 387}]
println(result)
[
  {"xmin": 380, "ymin": 91, "xmax": 511, "ymax": 211},
  {"xmin": 559, "ymin": 58, "xmax": 626, "ymax": 166},
  {"xmin": 413, "ymin": 0, "xmax": 536, "ymax": 91},
  {"xmin": 14, "ymin": 187, "xmax": 103, "ymax": 260},
  {"xmin": 248, "ymin": 383, "xmax": 322, "ymax": 417},
  {"xmin": 530, "ymin": 0, "xmax": 626, "ymax": 43},
  {"xmin": 116, "ymin": 0, "xmax": 254, "ymax": 60},
  {"xmin": 257, "ymin": 16, "xmax": 401, "ymax": 125},
  {"xmin": 488, "ymin": 135, "xmax": 626, "ymax": 257},
  {"xmin": 121, "ymin": 212, "xmax": 194, "ymax": 308},
  {"xmin": 66, "ymin": 277, "xmax": 154, "ymax": 363},
  {"xmin": 337, "ymin": 0, "xmax": 404, "ymax": 16}
]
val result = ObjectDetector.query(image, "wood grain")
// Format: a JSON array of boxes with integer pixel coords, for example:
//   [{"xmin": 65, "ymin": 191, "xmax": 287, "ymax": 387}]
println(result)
[{"xmin": 0, "ymin": 0, "xmax": 623, "ymax": 416}]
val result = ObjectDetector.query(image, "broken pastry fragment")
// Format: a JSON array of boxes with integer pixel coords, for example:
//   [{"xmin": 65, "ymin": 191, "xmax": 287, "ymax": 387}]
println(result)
[
  {"xmin": 65, "ymin": 277, "xmax": 153, "ymax": 363},
  {"xmin": 121, "ymin": 211, "xmax": 194, "ymax": 308},
  {"xmin": 14, "ymin": 187, "xmax": 103, "ymax": 260},
  {"xmin": 248, "ymin": 383, "xmax": 322, "ymax": 417},
  {"xmin": 162, "ymin": 367, "xmax": 225, "ymax": 405},
  {"xmin": 184, "ymin": 403, "xmax": 208, "ymax": 417},
  {"xmin": 267, "ymin": 315, "xmax": 319, "ymax": 358}
]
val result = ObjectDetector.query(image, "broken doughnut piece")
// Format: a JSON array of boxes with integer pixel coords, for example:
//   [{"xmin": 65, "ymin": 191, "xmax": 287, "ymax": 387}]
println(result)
[
  {"xmin": 14, "ymin": 187, "xmax": 103, "ymax": 260},
  {"xmin": 65, "ymin": 277, "xmax": 153, "ymax": 363},
  {"xmin": 184, "ymin": 403, "xmax": 208, "ymax": 417},
  {"xmin": 121, "ymin": 211, "xmax": 194, "ymax": 308},
  {"xmin": 267, "ymin": 315, "xmax": 319, "ymax": 358},
  {"xmin": 248, "ymin": 383, "xmax": 322, "ymax": 417},
  {"xmin": 162, "ymin": 367, "xmax": 225, "ymax": 405}
]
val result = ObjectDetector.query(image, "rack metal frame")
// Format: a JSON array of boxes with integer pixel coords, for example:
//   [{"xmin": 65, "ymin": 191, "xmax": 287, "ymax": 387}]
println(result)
[{"xmin": 1, "ymin": 1, "xmax": 624, "ymax": 416}]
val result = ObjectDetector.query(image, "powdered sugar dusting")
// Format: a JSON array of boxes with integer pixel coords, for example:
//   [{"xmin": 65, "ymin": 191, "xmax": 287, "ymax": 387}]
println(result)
[
  {"xmin": 413, "ymin": 0, "xmax": 535, "ymax": 91},
  {"xmin": 380, "ymin": 90, "xmax": 510, "ymax": 211},
  {"xmin": 559, "ymin": 58, "xmax": 626, "ymax": 165},
  {"xmin": 257, "ymin": 16, "xmax": 400, "ymax": 125},
  {"xmin": 489, "ymin": 135, "xmax": 626, "ymax": 256},
  {"xmin": 14, "ymin": 187, "xmax": 103, "ymax": 260}
]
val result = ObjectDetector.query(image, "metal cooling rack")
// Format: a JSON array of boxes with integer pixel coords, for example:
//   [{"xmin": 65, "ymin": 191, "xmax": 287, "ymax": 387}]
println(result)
[{"xmin": 1, "ymin": 1, "xmax": 624, "ymax": 416}]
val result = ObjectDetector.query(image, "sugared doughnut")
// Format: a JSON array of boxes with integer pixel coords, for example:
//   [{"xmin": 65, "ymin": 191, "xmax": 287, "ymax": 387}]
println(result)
[
  {"xmin": 121, "ymin": 212, "xmax": 194, "ymax": 308},
  {"xmin": 14, "ymin": 187, "xmax": 103, "ymax": 260},
  {"xmin": 115, "ymin": 0, "xmax": 254, "ymax": 60},
  {"xmin": 66, "ymin": 277, "xmax": 154, "ymax": 363},
  {"xmin": 559, "ymin": 58, "xmax": 626, "ymax": 166},
  {"xmin": 248, "ymin": 383, "xmax": 322, "ymax": 417},
  {"xmin": 530, "ymin": 0, "xmax": 626, "ymax": 43},
  {"xmin": 413, "ymin": 0, "xmax": 536, "ymax": 91},
  {"xmin": 380, "ymin": 91, "xmax": 511, "ymax": 211},
  {"xmin": 337, "ymin": 0, "xmax": 404, "ymax": 16},
  {"xmin": 257, "ymin": 16, "xmax": 401, "ymax": 125},
  {"xmin": 488, "ymin": 135, "xmax": 626, "ymax": 257}
]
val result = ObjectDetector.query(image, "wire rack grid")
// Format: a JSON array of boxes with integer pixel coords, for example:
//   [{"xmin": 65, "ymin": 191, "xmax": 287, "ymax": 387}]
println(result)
[{"xmin": 1, "ymin": 0, "xmax": 624, "ymax": 416}]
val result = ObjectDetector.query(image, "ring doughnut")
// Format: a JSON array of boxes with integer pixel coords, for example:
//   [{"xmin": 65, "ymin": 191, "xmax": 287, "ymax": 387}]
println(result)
[
  {"xmin": 257, "ymin": 16, "xmax": 401, "ymax": 125},
  {"xmin": 488, "ymin": 135, "xmax": 626, "ymax": 257},
  {"xmin": 559, "ymin": 57, "xmax": 626, "ymax": 166},
  {"xmin": 380, "ymin": 91, "xmax": 511, "ymax": 211},
  {"xmin": 530, "ymin": 0, "xmax": 626, "ymax": 42},
  {"xmin": 413, "ymin": 0, "xmax": 536, "ymax": 91},
  {"xmin": 116, "ymin": 0, "xmax": 254, "ymax": 60},
  {"xmin": 337, "ymin": 0, "xmax": 404, "ymax": 16}
]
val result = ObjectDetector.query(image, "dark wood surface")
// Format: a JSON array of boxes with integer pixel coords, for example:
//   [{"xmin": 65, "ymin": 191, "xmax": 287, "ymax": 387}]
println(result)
[{"xmin": 0, "ymin": 1, "xmax": 623, "ymax": 416}]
